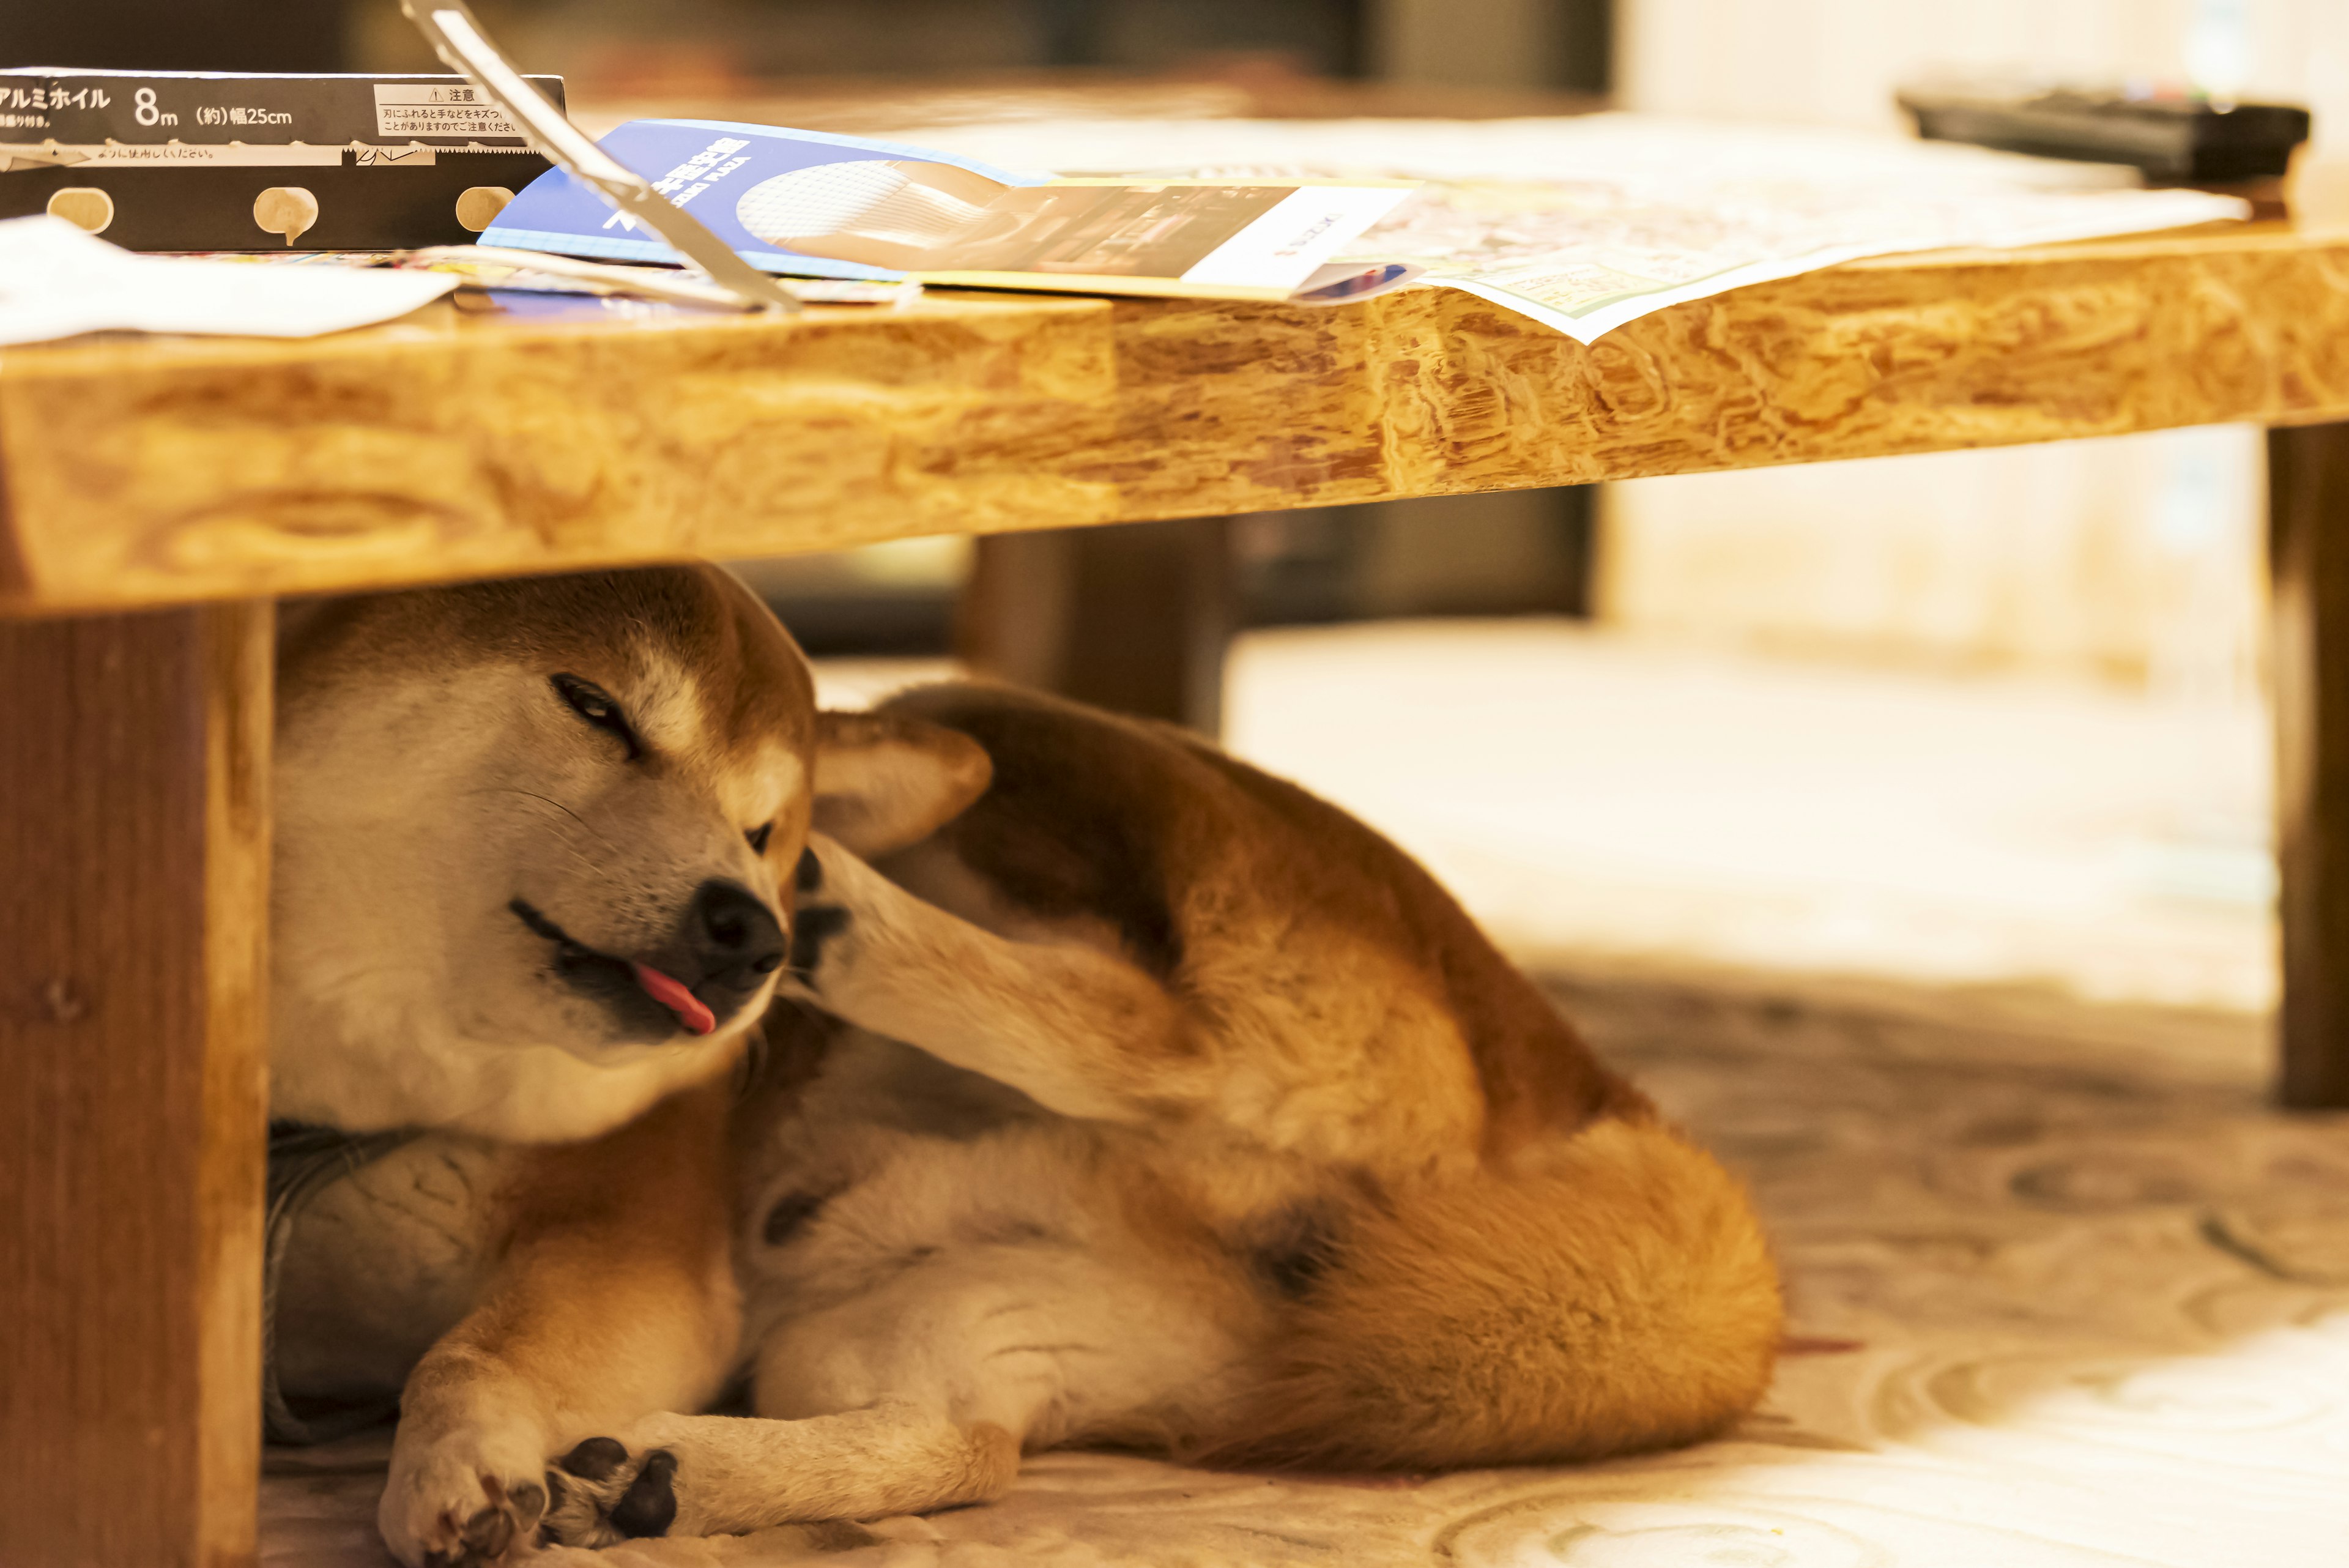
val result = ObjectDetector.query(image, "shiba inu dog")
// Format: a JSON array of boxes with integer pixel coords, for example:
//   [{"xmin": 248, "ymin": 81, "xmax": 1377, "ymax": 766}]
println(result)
[
  {"xmin": 267, "ymin": 568, "xmax": 1776, "ymax": 1565},
  {"xmin": 525, "ymin": 682, "xmax": 1785, "ymax": 1548}
]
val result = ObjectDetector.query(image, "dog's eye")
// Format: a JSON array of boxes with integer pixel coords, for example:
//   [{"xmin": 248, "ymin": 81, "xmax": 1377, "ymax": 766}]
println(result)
[
  {"xmin": 746, "ymin": 822, "xmax": 773, "ymax": 855},
  {"xmin": 549, "ymin": 674, "xmax": 640, "ymax": 759}
]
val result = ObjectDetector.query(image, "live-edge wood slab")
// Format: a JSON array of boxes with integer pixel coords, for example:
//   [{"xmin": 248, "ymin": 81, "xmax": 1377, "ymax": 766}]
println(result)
[{"xmin": 6, "ymin": 223, "xmax": 2349, "ymax": 614}]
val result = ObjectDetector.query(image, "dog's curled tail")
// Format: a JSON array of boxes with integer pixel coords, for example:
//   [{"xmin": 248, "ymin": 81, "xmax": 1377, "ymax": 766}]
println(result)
[{"xmin": 1200, "ymin": 1117, "xmax": 1782, "ymax": 1470}]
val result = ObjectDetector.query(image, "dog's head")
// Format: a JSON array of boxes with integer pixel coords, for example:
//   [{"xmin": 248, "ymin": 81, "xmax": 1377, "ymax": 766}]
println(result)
[{"xmin": 275, "ymin": 566, "xmax": 828, "ymax": 1135}]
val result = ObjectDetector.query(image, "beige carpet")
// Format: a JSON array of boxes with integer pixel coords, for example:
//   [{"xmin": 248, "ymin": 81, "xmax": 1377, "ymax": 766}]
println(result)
[{"xmin": 259, "ymin": 965, "xmax": 2349, "ymax": 1567}]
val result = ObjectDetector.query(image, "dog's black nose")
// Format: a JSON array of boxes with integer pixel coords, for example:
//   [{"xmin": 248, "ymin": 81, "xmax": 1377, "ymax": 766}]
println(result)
[{"xmin": 685, "ymin": 879, "xmax": 786, "ymax": 986}]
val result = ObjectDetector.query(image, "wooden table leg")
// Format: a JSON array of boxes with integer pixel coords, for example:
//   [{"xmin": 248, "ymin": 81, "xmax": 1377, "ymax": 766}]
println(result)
[
  {"xmin": 0, "ymin": 604, "xmax": 272, "ymax": 1568},
  {"xmin": 958, "ymin": 517, "xmax": 1234, "ymax": 734},
  {"xmin": 2269, "ymin": 423, "xmax": 2349, "ymax": 1109}
]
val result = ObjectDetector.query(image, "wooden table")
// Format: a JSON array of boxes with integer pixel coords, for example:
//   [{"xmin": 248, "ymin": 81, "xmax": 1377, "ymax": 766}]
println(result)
[{"xmin": 7, "ymin": 221, "xmax": 2349, "ymax": 1567}]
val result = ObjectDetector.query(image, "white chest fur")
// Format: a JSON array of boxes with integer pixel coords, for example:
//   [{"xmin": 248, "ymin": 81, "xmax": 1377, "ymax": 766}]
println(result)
[{"xmin": 269, "ymin": 986, "xmax": 739, "ymax": 1143}]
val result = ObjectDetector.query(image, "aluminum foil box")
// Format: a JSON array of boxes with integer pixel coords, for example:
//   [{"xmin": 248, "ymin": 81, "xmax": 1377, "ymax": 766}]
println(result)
[{"xmin": 0, "ymin": 69, "xmax": 564, "ymax": 250}]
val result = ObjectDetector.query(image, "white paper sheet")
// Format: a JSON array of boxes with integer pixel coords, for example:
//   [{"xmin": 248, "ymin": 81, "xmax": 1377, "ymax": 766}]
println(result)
[
  {"xmin": 0, "ymin": 215, "xmax": 457, "ymax": 346},
  {"xmin": 908, "ymin": 114, "xmax": 2255, "ymax": 341}
]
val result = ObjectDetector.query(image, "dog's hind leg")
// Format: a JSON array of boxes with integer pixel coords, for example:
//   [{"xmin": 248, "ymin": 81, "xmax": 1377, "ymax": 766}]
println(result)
[
  {"xmin": 534, "ymin": 1269, "xmax": 1056, "ymax": 1550},
  {"xmin": 541, "ymin": 1232, "xmax": 1259, "ymax": 1546},
  {"xmin": 785, "ymin": 834, "xmax": 1214, "ymax": 1123},
  {"xmin": 536, "ymin": 1403, "xmax": 1019, "ymax": 1547}
]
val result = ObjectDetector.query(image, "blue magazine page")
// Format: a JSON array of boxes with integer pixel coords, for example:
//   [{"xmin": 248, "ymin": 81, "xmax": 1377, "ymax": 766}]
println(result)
[{"xmin": 482, "ymin": 119, "xmax": 1044, "ymax": 281}]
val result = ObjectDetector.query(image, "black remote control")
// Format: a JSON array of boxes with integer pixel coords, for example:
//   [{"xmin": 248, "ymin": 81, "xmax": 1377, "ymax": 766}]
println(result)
[{"xmin": 1898, "ymin": 81, "xmax": 2310, "ymax": 182}]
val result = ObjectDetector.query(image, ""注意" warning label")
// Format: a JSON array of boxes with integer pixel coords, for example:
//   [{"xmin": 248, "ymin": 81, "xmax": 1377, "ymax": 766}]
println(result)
[{"xmin": 372, "ymin": 83, "xmax": 522, "ymax": 139}]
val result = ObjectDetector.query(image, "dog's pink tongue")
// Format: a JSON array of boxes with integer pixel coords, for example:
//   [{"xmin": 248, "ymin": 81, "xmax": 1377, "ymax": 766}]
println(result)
[{"xmin": 632, "ymin": 963, "xmax": 716, "ymax": 1036}]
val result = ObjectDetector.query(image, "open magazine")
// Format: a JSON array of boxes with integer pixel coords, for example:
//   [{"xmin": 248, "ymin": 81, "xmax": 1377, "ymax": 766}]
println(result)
[
  {"xmin": 903, "ymin": 115, "xmax": 2255, "ymax": 342},
  {"xmin": 484, "ymin": 119, "xmax": 1420, "ymax": 304}
]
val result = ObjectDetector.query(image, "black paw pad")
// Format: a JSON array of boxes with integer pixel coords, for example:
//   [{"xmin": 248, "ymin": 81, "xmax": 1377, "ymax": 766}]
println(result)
[
  {"xmin": 610, "ymin": 1449, "xmax": 679, "ymax": 1539},
  {"xmin": 458, "ymin": 1501, "xmax": 513, "ymax": 1560},
  {"xmin": 795, "ymin": 847, "xmax": 823, "ymax": 892},
  {"xmin": 789, "ymin": 905, "xmax": 850, "ymax": 975},
  {"xmin": 557, "ymin": 1436, "xmax": 629, "ymax": 1482},
  {"xmin": 506, "ymin": 1479, "xmax": 546, "ymax": 1529}
]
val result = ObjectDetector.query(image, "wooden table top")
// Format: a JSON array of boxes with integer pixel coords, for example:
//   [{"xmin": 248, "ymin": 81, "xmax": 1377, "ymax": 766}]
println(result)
[{"xmin": 5, "ymin": 220, "xmax": 2348, "ymax": 615}]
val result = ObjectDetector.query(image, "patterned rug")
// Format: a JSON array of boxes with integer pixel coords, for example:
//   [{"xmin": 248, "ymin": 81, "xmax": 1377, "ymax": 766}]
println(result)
[{"xmin": 260, "ymin": 966, "xmax": 2349, "ymax": 1566}]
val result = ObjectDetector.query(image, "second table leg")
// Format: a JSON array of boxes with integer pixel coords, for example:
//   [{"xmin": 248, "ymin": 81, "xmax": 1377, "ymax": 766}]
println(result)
[
  {"xmin": 2269, "ymin": 421, "xmax": 2349, "ymax": 1109},
  {"xmin": 958, "ymin": 517, "xmax": 1235, "ymax": 735}
]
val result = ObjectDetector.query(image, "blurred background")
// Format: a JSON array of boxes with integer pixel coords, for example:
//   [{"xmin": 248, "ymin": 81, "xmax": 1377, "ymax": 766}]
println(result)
[{"xmin": 11, "ymin": 0, "xmax": 2348, "ymax": 1013}]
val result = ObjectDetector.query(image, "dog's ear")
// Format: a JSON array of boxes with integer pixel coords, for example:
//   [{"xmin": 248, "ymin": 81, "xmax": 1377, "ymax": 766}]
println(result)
[{"xmin": 812, "ymin": 710, "xmax": 993, "ymax": 856}]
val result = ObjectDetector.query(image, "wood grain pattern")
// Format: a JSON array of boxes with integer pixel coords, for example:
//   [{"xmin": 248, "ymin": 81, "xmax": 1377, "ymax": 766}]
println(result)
[
  {"xmin": 0, "ymin": 602, "xmax": 272, "ymax": 1568},
  {"xmin": 2268, "ymin": 420, "xmax": 2349, "ymax": 1109},
  {"xmin": 6, "ymin": 226, "xmax": 2349, "ymax": 614}
]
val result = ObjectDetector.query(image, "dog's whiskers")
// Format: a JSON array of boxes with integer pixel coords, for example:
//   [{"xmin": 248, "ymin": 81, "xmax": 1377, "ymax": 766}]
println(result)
[{"xmin": 469, "ymin": 787, "xmax": 615, "ymax": 850}]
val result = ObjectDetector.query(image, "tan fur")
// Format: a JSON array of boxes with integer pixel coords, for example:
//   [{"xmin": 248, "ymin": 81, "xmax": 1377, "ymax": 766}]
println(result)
[
  {"xmin": 525, "ymin": 681, "xmax": 1783, "ymax": 1545},
  {"xmin": 811, "ymin": 710, "xmax": 992, "ymax": 857},
  {"xmin": 1197, "ymin": 1119, "xmax": 1784, "ymax": 1468},
  {"xmin": 379, "ymin": 1088, "xmax": 748, "ymax": 1562},
  {"xmin": 841, "ymin": 685, "xmax": 1783, "ymax": 1471},
  {"xmin": 407, "ymin": 1088, "xmax": 743, "ymax": 1451}
]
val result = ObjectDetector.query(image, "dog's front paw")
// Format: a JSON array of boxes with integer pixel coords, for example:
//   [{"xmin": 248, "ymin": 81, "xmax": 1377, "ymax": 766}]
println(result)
[
  {"xmin": 540, "ymin": 1435, "xmax": 681, "ymax": 1549},
  {"xmin": 378, "ymin": 1420, "xmax": 550, "ymax": 1567}
]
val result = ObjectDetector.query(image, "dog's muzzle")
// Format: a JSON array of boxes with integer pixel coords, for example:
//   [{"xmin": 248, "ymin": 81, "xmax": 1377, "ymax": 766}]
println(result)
[{"xmin": 512, "ymin": 882, "xmax": 786, "ymax": 1039}]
